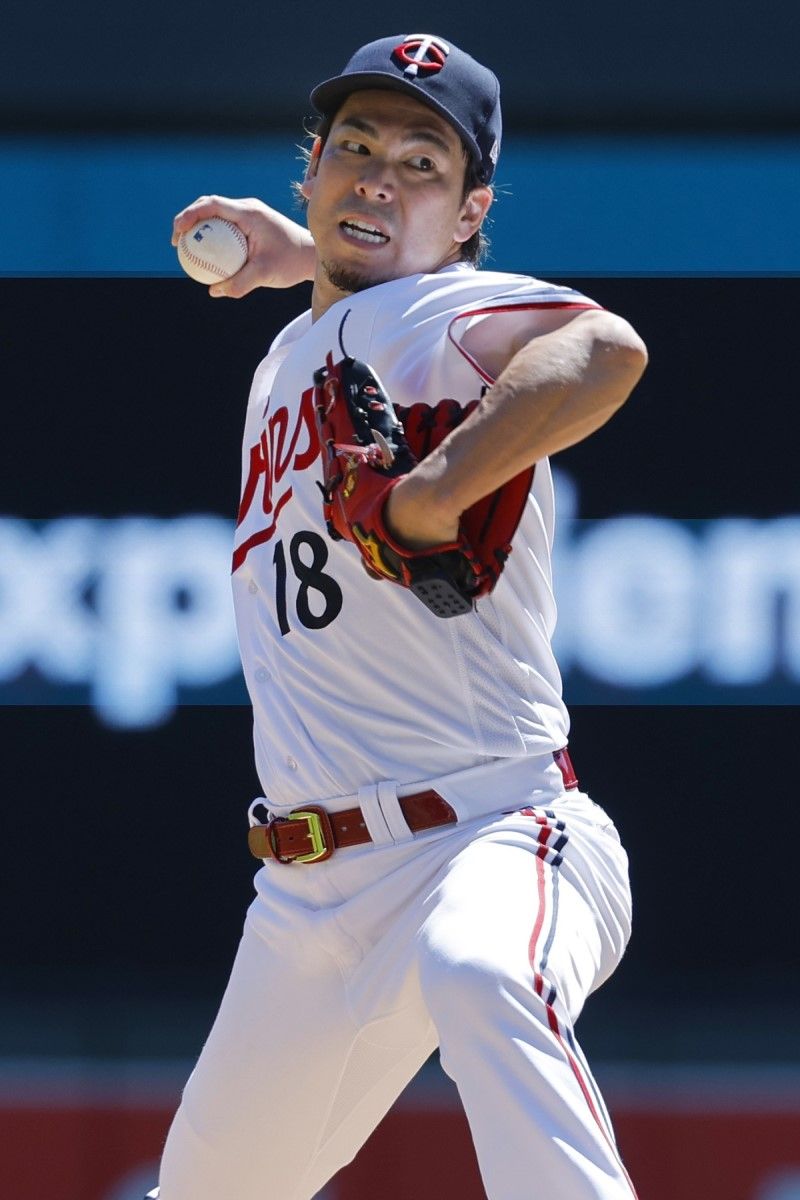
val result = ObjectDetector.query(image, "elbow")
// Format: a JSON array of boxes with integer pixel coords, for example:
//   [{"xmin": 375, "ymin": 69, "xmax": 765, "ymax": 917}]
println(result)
[
  {"xmin": 611, "ymin": 333, "xmax": 649, "ymax": 407},
  {"xmin": 591, "ymin": 310, "xmax": 648, "ymax": 368},
  {"xmin": 586, "ymin": 311, "xmax": 649, "ymax": 409},
  {"xmin": 614, "ymin": 321, "xmax": 649, "ymax": 381}
]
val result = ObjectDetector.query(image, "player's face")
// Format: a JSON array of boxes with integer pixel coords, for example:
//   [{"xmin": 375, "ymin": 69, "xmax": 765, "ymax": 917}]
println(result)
[{"xmin": 301, "ymin": 90, "xmax": 492, "ymax": 316}]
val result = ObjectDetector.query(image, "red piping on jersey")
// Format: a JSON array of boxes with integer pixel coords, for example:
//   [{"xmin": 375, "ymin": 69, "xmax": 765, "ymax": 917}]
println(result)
[
  {"xmin": 447, "ymin": 302, "xmax": 602, "ymax": 385},
  {"xmin": 528, "ymin": 823, "xmax": 639, "ymax": 1198}
]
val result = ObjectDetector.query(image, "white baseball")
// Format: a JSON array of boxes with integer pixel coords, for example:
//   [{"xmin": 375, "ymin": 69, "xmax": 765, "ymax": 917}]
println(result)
[{"xmin": 177, "ymin": 217, "xmax": 248, "ymax": 284}]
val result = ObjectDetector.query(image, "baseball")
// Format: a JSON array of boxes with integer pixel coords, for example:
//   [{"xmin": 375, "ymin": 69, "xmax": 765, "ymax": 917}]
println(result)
[{"xmin": 177, "ymin": 217, "xmax": 248, "ymax": 284}]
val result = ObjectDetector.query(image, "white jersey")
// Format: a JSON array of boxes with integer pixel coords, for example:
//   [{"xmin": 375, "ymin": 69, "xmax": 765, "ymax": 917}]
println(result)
[{"xmin": 231, "ymin": 263, "xmax": 599, "ymax": 808}]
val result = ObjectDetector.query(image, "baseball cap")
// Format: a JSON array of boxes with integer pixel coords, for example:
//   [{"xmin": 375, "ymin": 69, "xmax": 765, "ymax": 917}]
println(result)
[{"xmin": 310, "ymin": 34, "xmax": 502, "ymax": 184}]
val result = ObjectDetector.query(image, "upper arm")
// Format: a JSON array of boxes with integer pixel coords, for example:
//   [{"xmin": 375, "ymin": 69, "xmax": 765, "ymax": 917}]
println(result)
[{"xmin": 457, "ymin": 304, "xmax": 647, "ymax": 382}]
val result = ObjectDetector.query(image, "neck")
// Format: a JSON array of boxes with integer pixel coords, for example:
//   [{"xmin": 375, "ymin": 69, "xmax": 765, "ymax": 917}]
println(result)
[
  {"xmin": 310, "ymin": 246, "xmax": 468, "ymax": 322},
  {"xmin": 311, "ymin": 272, "xmax": 352, "ymax": 322}
]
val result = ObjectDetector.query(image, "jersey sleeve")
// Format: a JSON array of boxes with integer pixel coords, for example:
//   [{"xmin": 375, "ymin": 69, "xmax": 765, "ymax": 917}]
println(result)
[{"xmin": 447, "ymin": 277, "xmax": 603, "ymax": 386}]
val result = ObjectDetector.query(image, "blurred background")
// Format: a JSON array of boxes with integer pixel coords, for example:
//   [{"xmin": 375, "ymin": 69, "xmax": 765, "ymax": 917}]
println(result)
[{"xmin": 2, "ymin": 4, "xmax": 799, "ymax": 1199}]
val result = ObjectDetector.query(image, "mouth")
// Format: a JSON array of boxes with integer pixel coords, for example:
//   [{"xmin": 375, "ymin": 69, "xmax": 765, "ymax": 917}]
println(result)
[{"xmin": 339, "ymin": 219, "xmax": 390, "ymax": 245}]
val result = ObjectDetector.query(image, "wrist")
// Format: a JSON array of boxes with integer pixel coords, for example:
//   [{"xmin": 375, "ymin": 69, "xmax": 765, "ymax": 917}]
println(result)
[
  {"xmin": 383, "ymin": 472, "xmax": 460, "ymax": 551},
  {"xmin": 296, "ymin": 230, "xmax": 316, "ymax": 283}
]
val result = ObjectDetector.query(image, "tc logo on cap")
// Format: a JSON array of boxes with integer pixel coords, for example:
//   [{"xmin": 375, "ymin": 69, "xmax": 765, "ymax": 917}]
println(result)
[{"xmin": 393, "ymin": 35, "xmax": 450, "ymax": 79}]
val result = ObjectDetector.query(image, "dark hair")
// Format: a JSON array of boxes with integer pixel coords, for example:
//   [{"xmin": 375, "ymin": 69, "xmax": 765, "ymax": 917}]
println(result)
[{"xmin": 294, "ymin": 112, "xmax": 491, "ymax": 267}]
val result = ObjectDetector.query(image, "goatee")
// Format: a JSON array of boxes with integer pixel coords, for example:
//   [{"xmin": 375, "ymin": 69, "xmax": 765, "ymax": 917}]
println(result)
[{"xmin": 321, "ymin": 259, "xmax": 390, "ymax": 296}]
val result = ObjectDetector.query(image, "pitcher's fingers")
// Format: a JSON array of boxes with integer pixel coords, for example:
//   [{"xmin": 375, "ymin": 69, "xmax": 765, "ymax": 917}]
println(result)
[
  {"xmin": 208, "ymin": 259, "xmax": 262, "ymax": 300},
  {"xmin": 172, "ymin": 196, "xmax": 239, "ymax": 246}
]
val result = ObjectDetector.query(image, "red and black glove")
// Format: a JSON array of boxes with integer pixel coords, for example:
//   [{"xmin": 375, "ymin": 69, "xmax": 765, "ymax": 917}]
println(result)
[{"xmin": 313, "ymin": 347, "xmax": 531, "ymax": 618}]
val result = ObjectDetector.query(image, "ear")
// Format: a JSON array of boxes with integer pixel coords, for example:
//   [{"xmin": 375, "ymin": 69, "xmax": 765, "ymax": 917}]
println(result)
[
  {"xmin": 299, "ymin": 137, "xmax": 323, "ymax": 201},
  {"xmin": 454, "ymin": 186, "xmax": 493, "ymax": 245}
]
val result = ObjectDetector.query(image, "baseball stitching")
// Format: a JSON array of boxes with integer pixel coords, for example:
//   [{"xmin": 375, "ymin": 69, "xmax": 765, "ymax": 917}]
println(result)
[{"xmin": 179, "ymin": 222, "xmax": 247, "ymax": 277}]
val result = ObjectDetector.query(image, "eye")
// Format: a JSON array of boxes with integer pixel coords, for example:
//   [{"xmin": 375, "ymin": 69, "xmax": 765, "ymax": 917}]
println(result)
[
  {"xmin": 341, "ymin": 139, "xmax": 369, "ymax": 155},
  {"xmin": 408, "ymin": 155, "xmax": 436, "ymax": 172}
]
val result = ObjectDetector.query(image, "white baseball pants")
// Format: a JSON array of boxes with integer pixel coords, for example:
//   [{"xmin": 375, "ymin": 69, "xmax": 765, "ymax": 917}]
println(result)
[{"xmin": 156, "ymin": 790, "xmax": 635, "ymax": 1200}]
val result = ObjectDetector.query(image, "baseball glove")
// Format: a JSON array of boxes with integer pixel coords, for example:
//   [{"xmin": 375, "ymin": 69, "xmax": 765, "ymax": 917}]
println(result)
[{"xmin": 313, "ymin": 327, "xmax": 532, "ymax": 619}]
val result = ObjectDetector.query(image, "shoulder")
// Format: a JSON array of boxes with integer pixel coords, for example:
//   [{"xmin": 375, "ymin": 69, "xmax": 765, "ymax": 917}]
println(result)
[
  {"xmin": 375, "ymin": 264, "xmax": 600, "ymax": 329},
  {"xmin": 267, "ymin": 308, "xmax": 313, "ymax": 355},
  {"xmin": 428, "ymin": 264, "xmax": 598, "ymax": 312}
]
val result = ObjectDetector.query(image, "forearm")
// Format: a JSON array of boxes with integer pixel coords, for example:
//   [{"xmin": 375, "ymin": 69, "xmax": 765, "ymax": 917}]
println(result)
[{"xmin": 387, "ymin": 311, "xmax": 647, "ymax": 547}]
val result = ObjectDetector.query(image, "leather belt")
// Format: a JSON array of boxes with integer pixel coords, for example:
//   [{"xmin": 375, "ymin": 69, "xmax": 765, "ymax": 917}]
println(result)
[{"xmin": 248, "ymin": 748, "xmax": 579, "ymax": 865}]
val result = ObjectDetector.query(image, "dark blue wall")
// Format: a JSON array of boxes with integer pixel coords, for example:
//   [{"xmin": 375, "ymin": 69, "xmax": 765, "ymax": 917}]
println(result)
[{"xmin": 4, "ymin": 3, "xmax": 799, "ymax": 130}]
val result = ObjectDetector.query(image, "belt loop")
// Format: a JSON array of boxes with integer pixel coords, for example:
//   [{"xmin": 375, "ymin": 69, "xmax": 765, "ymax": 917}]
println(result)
[
  {"xmin": 247, "ymin": 797, "xmax": 270, "ymax": 828},
  {"xmin": 356, "ymin": 784, "xmax": 394, "ymax": 846},
  {"xmin": 553, "ymin": 748, "xmax": 579, "ymax": 791},
  {"xmin": 377, "ymin": 781, "xmax": 415, "ymax": 843}
]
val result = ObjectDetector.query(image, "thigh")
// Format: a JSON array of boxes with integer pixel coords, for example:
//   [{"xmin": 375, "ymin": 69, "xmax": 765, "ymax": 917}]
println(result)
[
  {"xmin": 159, "ymin": 894, "xmax": 434, "ymax": 1200},
  {"xmin": 416, "ymin": 811, "xmax": 637, "ymax": 1199},
  {"xmin": 420, "ymin": 823, "xmax": 600, "ymax": 1019},
  {"xmin": 420, "ymin": 800, "xmax": 631, "ymax": 1022}
]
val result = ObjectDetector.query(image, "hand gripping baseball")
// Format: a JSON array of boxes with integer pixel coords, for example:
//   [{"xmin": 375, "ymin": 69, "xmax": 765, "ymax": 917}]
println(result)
[
  {"xmin": 172, "ymin": 196, "xmax": 315, "ymax": 295},
  {"xmin": 313, "ymin": 319, "xmax": 485, "ymax": 618}
]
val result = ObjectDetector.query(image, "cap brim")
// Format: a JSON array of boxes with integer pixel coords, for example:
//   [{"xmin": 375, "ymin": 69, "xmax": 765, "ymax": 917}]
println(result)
[{"xmin": 310, "ymin": 71, "xmax": 481, "ymax": 174}]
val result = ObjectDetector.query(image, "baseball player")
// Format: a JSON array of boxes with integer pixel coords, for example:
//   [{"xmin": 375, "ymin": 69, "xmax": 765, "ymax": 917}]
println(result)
[{"xmin": 151, "ymin": 33, "xmax": 647, "ymax": 1200}]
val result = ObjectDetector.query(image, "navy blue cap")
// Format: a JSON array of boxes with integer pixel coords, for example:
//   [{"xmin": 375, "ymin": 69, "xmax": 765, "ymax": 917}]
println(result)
[{"xmin": 310, "ymin": 34, "xmax": 502, "ymax": 184}]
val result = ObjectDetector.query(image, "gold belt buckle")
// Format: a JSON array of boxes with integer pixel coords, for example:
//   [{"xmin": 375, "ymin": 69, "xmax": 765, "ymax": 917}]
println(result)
[
  {"xmin": 247, "ymin": 805, "xmax": 335, "ymax": 863},
  {"xmin": 285, "ymin": 806, "xmax": 334, "ymax": 863}
]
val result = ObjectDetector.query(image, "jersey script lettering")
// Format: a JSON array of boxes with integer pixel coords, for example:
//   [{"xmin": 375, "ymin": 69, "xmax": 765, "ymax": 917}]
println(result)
[{"xmin": 233, "ymin": 385, "xmax": 320, "ymax": 570}]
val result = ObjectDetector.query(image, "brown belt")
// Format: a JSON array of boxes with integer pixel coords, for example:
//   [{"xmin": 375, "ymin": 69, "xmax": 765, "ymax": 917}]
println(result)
[{"xmin": 248, "ymin": 747, "xmax": 579, "ymax": 865}]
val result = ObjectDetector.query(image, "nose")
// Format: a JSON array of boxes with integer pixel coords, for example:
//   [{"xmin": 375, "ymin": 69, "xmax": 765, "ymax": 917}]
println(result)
[{"xmin": 354, "ymin": 159, "xmax": 395, "ymax": 202}]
